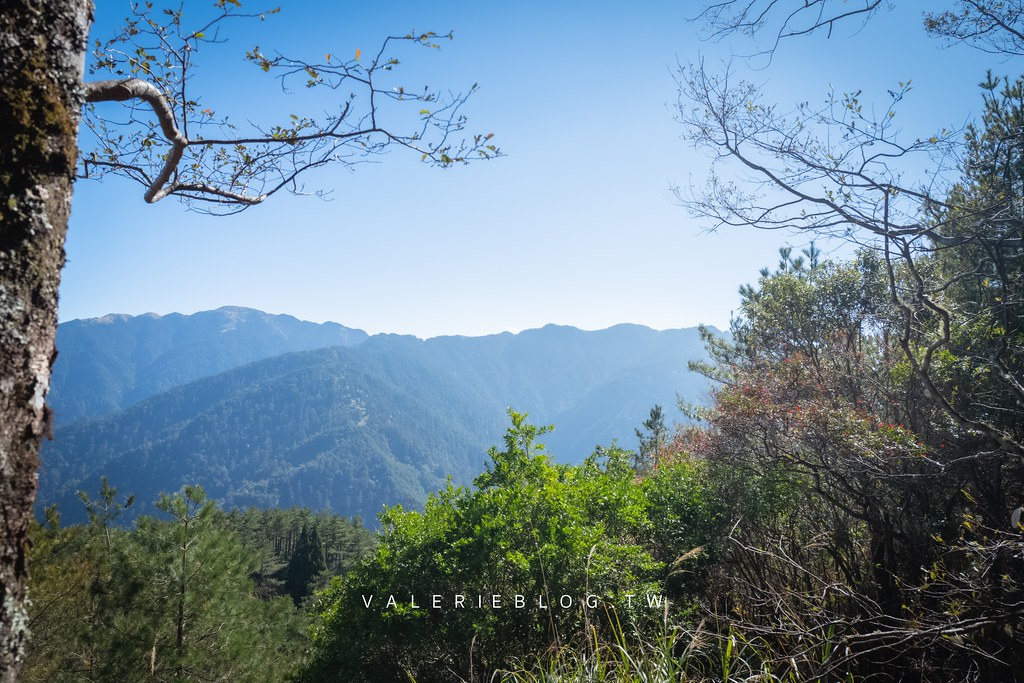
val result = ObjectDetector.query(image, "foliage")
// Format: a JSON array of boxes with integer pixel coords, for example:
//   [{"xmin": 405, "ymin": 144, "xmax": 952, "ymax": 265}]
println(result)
[
  {"xmin": 300, "ymin": 411, "xmax": 722, "ymax": 683},
  {"xmin": 496, "ymin": 620, "xmax": 706, "ymax": 683},
  {"xmin": 634, "ymin": 405, "xmax": 668, "ymax": 473},
  {"xmin": 221, "ymin": 505, "xmax": 375, "ymax": 600},
  {"xmin": 23, "ymin": 485, "xmax": 308, "ymax": 682},
  {"xmin": 286, "ymin": 525, "xmax": 328, "ymax": 604},
  {"xmin": 675, "ymin": 4, "xmax": 1024, "ymax": 677},
  {"xmin": 495, "ymin": 619, "xmax": 855, "ymax": 683},
  {"xmin": 676, "ymin": 245, "xmax": 1024, "ymax": 679}
]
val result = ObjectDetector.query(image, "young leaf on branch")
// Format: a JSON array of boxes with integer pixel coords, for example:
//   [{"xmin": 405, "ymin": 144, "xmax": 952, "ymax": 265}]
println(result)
[{"xmin": 80, "ymin": 4, "xmax": 500, "ymax": 215}]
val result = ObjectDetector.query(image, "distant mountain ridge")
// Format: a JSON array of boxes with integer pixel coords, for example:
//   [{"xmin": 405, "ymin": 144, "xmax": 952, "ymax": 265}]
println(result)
[
  {"xmin": 52, "ymin": 306, "xmax": 368, "ymax": 423},
  {"xmin": 42, "ymin": 309, "xmax": 714, "ymax": 523}
]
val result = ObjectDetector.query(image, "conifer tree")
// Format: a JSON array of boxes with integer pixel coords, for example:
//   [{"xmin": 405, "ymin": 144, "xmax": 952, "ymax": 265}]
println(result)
[
  {"xmin": 285, "ymin": 524, "xmax": 327, "ymax": 605},
  {"xmin": 24, "ymin": 486, "xmax": 305, "ymax": 681},
  {"xmin": 634, "ymin": 404, "xmax": 668, "ymax": 472}
]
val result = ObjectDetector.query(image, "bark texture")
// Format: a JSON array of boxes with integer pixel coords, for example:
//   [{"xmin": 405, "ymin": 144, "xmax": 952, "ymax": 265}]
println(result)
[{"xmin": 0, "ymin": 1, "xmax": 92, "ymax": 681}]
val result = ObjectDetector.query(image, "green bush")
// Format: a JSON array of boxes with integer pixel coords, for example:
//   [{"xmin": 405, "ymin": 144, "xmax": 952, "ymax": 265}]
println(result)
[{"xmin": 301, "ymin": 411, "xmax": 721, "ymax": 683}]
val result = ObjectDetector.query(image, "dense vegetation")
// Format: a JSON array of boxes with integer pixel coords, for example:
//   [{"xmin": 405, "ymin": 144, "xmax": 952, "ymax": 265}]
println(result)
[
  {"xmin": 299, "ymin": 411, "xmax": 719, "ymax": 682},
  {"xmin": 23, "ymin": 483, "xmax": 373, "ymax": 681},
  {"xmin": 673, "ymin": 245, "xmax": 1023, "ymax": 681}
]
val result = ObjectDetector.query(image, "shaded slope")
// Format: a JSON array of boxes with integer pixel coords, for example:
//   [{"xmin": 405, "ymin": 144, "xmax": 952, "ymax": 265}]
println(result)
[{"xmin": 42, "ymin": 345, "xmax": 502, "ymax": 523}]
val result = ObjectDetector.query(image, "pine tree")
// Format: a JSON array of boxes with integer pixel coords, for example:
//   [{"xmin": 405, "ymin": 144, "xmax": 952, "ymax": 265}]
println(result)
[
  {"xmin": 634, "ymin": 404, "xmax": 668, "ymax": 472},
  {"xmin": 285, "ymin": 524, "xmax": 327, "ymax": 605}
]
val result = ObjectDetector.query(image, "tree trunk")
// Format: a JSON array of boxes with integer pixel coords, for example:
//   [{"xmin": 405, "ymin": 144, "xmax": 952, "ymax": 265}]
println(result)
[{"xmin": 0, "ymin": 1, "xmax": 92, "ymax": 681}]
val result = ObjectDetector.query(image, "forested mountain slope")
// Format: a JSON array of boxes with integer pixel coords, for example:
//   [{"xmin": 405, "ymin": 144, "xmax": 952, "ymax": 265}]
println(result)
[{"xmin": 41, "ymin": 313, "xmax": 711, "ymax": 522}]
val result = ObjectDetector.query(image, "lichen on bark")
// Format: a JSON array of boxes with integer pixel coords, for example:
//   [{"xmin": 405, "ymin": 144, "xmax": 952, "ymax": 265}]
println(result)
[{"xmin": 0, "ymin": 1, "xmax": 92, "ymax": 681}]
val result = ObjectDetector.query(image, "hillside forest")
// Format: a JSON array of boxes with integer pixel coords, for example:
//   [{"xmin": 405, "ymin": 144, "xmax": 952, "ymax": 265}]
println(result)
[{"xmin": 15, "ymin": 1, "xmax": 1024, "ymax": 682}]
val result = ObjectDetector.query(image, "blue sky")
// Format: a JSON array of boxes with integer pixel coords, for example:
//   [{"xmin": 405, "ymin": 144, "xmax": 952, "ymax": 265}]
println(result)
[{"xmin": 60, "ymin": 1, "xmax": 1003, "ymax": 337}]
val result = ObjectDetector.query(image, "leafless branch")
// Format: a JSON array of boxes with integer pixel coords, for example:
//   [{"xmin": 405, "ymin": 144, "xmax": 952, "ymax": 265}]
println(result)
[{"xmin": 693, "ymin": 0, "xmax": 887, "ymax": 61}]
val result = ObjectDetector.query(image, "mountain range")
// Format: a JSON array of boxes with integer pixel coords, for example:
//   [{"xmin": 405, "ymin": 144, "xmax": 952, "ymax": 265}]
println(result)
[
  {"xmin": 40, "ymin": 308, "xmax": 713, "ymax": 523},
  {"xmin": 50, "ymin": 305, "xmax": 368, "ymax": 423}
]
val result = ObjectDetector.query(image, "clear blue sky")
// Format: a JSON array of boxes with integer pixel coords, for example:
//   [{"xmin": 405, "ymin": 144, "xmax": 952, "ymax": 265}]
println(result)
[{"xmin": 60, "ymin": 1, "xmax": 1002, "ymax": 337}]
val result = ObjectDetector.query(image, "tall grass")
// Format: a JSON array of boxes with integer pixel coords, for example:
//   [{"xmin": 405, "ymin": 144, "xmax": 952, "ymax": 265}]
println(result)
[{"xmin": 490, "ymin": 616, "xmax": 827, "ymax": 683}]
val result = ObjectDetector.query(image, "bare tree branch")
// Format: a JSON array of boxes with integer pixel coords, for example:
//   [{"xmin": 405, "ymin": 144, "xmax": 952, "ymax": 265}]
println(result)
[
  {"xmin": 675, "ymin": 59, "xmax": 1024, "ymax": 456},
  {"xmin": 693, "ymin": 0, "xmax": 887, "ymax": 60},
  {"xmin": 84, "ymin": 78, "xmax": 192, "ymax": 203},
  {"xmin": 925, "ymin": 0, "xmax": 1024, "ymax": 55}
]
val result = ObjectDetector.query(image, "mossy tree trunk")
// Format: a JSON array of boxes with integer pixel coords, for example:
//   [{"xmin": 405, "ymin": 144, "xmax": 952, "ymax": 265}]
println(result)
[{"xmin": 0, "ymin": 1, "xmax": 92, "ymax": 681}]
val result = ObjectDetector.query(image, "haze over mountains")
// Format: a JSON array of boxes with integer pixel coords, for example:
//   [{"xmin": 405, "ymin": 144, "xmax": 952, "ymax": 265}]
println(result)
[
  {"xmin": 50, "ymin": 306, "xmax": 369, "ymax": 423},
  {"xmin": 41, "ymin": 308, "xmax": 713, "ymax": 523}
]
